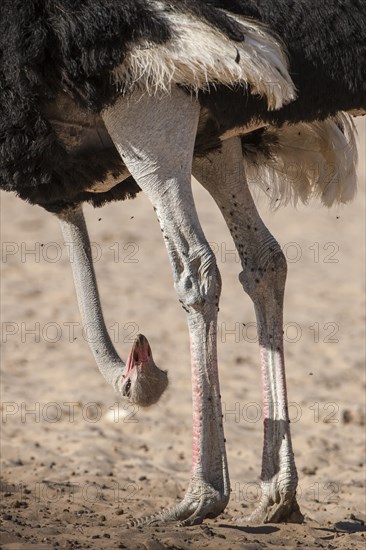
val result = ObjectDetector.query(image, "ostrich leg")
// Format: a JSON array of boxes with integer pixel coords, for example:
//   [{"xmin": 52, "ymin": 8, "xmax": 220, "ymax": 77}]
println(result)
[
  {"xmin": 57, "ymin": 206, "xmax": 168, "ymax": 406},
  {"xmin": 103, "ymin": 87, "xmax": 230, "ymax": 525},
  {"xmin": 193, "ymin": 137, "xmax": 303, "ymax": 524}
]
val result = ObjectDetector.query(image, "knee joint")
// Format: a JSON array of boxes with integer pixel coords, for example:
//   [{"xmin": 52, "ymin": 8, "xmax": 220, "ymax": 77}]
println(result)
[
  {"xmin": 239, "ymin": 243, "xmax": 287, "ymax": 301},
  {"xmin": 175, "ymin": 248, "xmax": 221, "ymax": 312}
]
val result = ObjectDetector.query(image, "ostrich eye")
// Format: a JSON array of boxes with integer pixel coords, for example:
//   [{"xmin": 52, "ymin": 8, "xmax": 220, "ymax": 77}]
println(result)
[{"xmin": 124, "ymin": 378, "xmax": 132, "ymax": 398}]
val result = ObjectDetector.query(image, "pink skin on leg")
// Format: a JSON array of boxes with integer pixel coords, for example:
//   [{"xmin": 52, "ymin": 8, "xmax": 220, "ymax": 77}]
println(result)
[
  {"xmin": 193, "ymin": 137, "xmax": 301, "ymax": 523},
  {"xmin": 104, "ymin": 87, "xmax": 228, "ymax": 525}
]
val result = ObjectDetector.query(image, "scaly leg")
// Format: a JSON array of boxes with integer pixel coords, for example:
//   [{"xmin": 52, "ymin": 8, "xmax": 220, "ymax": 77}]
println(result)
[
  {"xmin": 103, "ymin": 87, "xmax": 230, "ymax": 525},
  {"xmin": 193, "ymin": 137, "xmax": 303, "ymax": 524}
]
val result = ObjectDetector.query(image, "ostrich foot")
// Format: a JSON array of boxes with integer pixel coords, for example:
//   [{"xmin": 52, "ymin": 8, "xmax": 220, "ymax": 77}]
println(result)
[
  {"xmin": 130, "ymin": 483, "xmax": 229, "ymax": 527},
  {"xmin": 235, "ymin": 487, "xmax": 303, "ymax": 524}
]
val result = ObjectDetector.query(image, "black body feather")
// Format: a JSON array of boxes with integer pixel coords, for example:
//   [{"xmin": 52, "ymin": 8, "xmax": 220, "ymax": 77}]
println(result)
[{"xmin": 0, "ymin": 0, "xmax": 365, "ymax": 211}]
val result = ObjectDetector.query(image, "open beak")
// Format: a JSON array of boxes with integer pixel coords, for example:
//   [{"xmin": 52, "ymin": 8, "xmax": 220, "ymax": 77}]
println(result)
[
  {"xmin": 120, "ymin": 333, "xmax": 168, "ymax": 406},
  {"xmin": 124, "ymin": 334, "xmax": 153, "ymax": 378}
]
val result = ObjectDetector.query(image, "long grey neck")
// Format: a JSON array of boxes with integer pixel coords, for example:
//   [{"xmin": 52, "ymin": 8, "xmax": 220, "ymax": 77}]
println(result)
[{"xmin": 57, "ymin": 205, "xmax": 124, "ymax": 391}]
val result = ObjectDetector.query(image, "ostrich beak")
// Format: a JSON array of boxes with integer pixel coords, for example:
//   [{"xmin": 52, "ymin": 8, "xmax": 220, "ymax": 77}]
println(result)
[
  {"xmin": 121, "ymin": 333, "xmax": 168, "ymax": 406},
  {"xmin": 124, "ymin": 334, "xmax": 153, "ymax": 378}
]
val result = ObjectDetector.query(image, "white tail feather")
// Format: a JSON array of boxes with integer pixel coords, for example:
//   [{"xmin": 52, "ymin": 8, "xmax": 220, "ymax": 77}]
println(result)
[{"xmin": 245, "ymin": 114, "xmax": 358, "ymax": 207}]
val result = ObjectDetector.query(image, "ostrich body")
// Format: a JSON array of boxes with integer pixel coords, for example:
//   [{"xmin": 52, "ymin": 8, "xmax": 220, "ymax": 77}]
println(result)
[{"xmin": 1, "ymin": 0, "xmax": 365, "ymax": 526}]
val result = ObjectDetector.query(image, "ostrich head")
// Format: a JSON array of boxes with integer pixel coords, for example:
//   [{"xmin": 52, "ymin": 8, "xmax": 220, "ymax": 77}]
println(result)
[{"xmin": 119, "ymin": 334, "xmax": 168, "ymax": 407}]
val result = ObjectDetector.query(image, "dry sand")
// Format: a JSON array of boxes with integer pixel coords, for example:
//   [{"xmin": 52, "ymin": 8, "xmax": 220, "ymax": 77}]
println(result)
[{"xmin": 1, "ymin": 119, "xmax": 365, "ymax": 549}]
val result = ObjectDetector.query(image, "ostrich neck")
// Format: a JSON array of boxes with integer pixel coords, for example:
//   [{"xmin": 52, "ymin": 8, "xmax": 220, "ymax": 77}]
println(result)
[{"xmin": 57, "ymin": 206, "xmax": 124, "ymax": 391}]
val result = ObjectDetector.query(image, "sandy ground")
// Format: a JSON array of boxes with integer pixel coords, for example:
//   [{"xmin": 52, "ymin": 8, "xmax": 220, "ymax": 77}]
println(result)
[{"xmin": 1, "ymin": 119, "xmax": 365, "ymax": 550}]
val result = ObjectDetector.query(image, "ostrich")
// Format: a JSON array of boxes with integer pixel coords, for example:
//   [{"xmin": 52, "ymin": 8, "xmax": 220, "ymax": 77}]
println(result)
[{"xmin": 1, "ymin": 0, "xmax": 365, "ymax": 527}]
